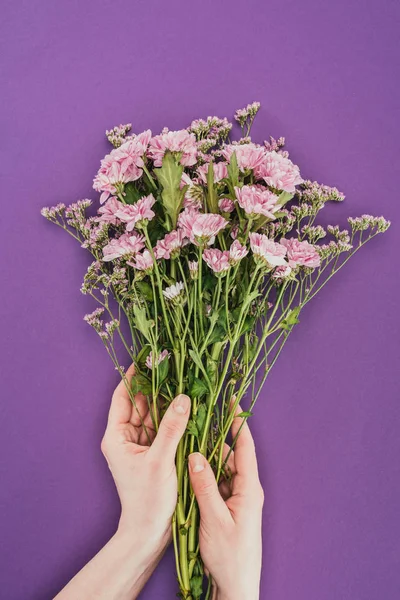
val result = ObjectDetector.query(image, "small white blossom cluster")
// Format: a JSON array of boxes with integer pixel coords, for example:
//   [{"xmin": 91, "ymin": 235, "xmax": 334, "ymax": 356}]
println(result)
[
  {"xmin": 234, "ymin": 101, "xmax": 261, "ymax": 128},
  {"xmin": 348, "ymin": 215, "xmax": 391, "ymax": 233},
  {"xmin": 106, "ymin": 123, "xmax": 133, "ymax": 148}
]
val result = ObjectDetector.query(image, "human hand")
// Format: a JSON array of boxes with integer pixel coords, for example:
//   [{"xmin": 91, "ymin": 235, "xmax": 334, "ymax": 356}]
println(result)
[
  {"xmin": 188, "ymin": 407, "xmax": 264, "ymax": 600},
  {"xmin": 55, "ymin": 365, "xmax": 191, "ymax": 600},
  {"xmin": 101, "ymin": 364, "xmax": 191, "ymax": 585}
]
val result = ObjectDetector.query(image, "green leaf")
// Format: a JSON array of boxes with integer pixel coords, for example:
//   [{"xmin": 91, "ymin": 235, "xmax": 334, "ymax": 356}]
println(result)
[
  {"xmin": 189, "ymin": 377, "xmax": 208, "ymax": 399},
  {"xmin": 123, "ymin": 182, "xmax": 145, "ymax": 204},
  {"xmin": 236, "ymin": 411, "xmax": 253, "ymax": 418},
  {"xmin": 188, "ymin": 349, "xmax": 211, "ymax": 389},
  {"xmin": 135, "ymin": 280, "xmax": 153, "ymax": 301},
  {"xmin": 277, "ymin": 191, "xmax": 294, "ymax": 206},
  {"xmin": 206, "ymin": 161, "xmax": 218, "ymax": 213},
  {"xmin": 157, "ymin": 355, "xmax": 169, "ymax": 383},
  {"xmin": 196, "ymin": 404, "xmax": 207, "ymax": 434},
  {"xmin": 132, "ymin": 305, "xmax": 154, "ymax": 342},
  {"xmin": 279, "ymin": 306, "xmax": 301, "ymax": 330},
  {"xmin": 131, "ymin": 373, "xmax": 152, "ymax": 396},
  {"xmin": 186, "ymin": 420, "xmax": 199, "ymax": 437},
  {"xmin": 227, "ymin": 151, "xmax": 239, "ymax": 187},
  {"xmin": 154, "ymin": 151, "xmax": 184, "ymax": 229},
  {"xmin": 136, "ymin": 345, "xmax": 151, "ymax": 366},
  {"xmin": 190, "ymin": 575, "xmax": 203, "ymax": 599}
]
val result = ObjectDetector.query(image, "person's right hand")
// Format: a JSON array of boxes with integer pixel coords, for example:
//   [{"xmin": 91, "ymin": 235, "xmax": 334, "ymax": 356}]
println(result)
[{"xmin": 188, "ymin": 407, "xmax": 264, "ymax": 600}]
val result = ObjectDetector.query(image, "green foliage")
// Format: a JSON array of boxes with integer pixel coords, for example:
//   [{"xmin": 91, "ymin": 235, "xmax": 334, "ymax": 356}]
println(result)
[
  {"xmin": 131, "ymin": 372, "xmax": 152, "ymax": 396},
  {"xmin": 132, "ymin": 305, "xmax": 154, "ymax": 342},
  {"xmin": 279, "ymin": 306, "xmax": 301, "ymax": 330},
  {"xmin": 206, "ymin": 161, "xmax": 218, "ymax": 213},
  {"xmin": 158, "ymin": 355, "xmax": 169, "ymax": 383},
  {"xmin": 123, "ymin": 182, "xmax": 145, "ymax": 204},
  {"xmin": 135, "ymin": 280, "xmax": 153, "ymax": 301},
  {"xmin": 236, "ymin": 410, "xmax": 253, "ymax": 418},
  {"xmin": 190, "ymin": 575, "xmax": 203, "ymax": 599},
  {"xmin": 277, "ymin": 190, "xmax": 294, "ymax": 206},
  {"xmin": 227, "ymin": 151, "xmax": 239, "ymax": 187},
  {"xmin": 154, "ymin": 152, "xmax": 185, "ymax": 229},
  {"xmin": 189, "ymin": 377, "xmax": 208, "ymax": 399}
]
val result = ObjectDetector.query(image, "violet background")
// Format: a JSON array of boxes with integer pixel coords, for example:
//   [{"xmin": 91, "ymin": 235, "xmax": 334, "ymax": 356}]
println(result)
[{"xmin": 1, "ymin": 1, "xmax": 399, "ymax": 598}]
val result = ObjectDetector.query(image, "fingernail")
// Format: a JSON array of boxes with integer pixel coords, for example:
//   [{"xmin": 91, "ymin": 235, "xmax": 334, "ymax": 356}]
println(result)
[
  {"xmin": 189, "ymin": 453, "xmax": 205, "ymax": 473},
  {"xmin": 173, "ymin": 394, "xmax": 190, "ymax": 415}
]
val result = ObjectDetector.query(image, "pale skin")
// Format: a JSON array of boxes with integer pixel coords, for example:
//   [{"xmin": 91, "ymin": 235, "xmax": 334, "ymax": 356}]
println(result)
[{"xmin": 55, "ymin": 365, "xmax": 264, "ymax": 600}]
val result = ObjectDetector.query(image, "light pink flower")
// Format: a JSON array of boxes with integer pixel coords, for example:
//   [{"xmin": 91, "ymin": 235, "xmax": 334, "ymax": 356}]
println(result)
[
  {"xmin": 255, "ymin": 151, "xmax": 303, "ymax": 193},
  {"xmin": 102, "ymin": 232, "xmax": 145, "ymax": 261},
  {"xmin": 96, "ymin": 197, "xmax": 124, "ymax": 225},
  {"xmin": 115, "ymin": 194, "xmax": 156, "ymax": 230},
  {"xmin": 129, "ymin": 249, "xmax": 154, "ymax": 271},
  {"xmin": 280, "ymin": 237, "xmax": 320, "ymax": 268},
  {"xmin": 218, "ymin": 198, "xmax": 235, "ymax": 213},
  {"xmin": 235, "ymin": 184, "xmax": 279, "ymax": 219},
  {"xmin": 272, "ymin": 264, "xmax": 292, "ymax": 279},
  {"xmin": 249, "ymin": 232, "xmax": 288, "ymax": 267},
  {"xmin": 203, "ymin": 248, "xmax": 230, "ymax": 273},
  {"xmin": 197, "ymin": 161, "xmax": 228, "ymax": 184},
  {"xmin": 222, "ymin": 143, "xmax": 266, "ymax": 172},
  {"xmin": 93, "ymin": 130, "xmax": 152, "ymax": 203},
  {"xmin": 148, "ymin": 130, "xmax": 198, "ymax": 167},
  {"xmin": 188, "ymin": 260, "xmax": 199, "ymax": 279},
  {"xmin": 180, "ymin": 173, "xmax": 202, "ymax": 210},
  {"xmin": 154, "ymin": 229, "xmax": 188, "ymax": 260},
  {"xmin": 163, "ymin": 281, "xmax": 184, "ymax": 301},
  {"xmin": 178, "ymin": 210, "xmax": 228, "ymax": 246},
  {"xmin": 146, "ymin": 349, "xmax": 170, "ymax": 370},
  {"xmin": 229, "ymin": 240, "xmax": 248, "ymax": 264}
]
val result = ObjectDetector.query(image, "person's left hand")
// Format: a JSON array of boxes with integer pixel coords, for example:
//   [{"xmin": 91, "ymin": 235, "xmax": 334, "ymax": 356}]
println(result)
[{"xmin": 101, "ymin": 363, "xmax": 191, "ymax": 563}]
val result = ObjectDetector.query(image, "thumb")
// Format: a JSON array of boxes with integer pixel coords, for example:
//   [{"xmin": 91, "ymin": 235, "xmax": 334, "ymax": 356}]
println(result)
[
  {"xmin": 150, "ymin": 394, "xmax": 191, "ymax": 465},
  {"xmin": 188, "ymin": 453, "xmax": 230, "ymax": 527}
]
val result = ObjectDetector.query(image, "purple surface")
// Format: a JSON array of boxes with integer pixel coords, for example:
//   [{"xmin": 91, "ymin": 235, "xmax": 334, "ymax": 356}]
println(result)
[{"xmin": 1, "ymin": 1, "xmax": 399, "ymax": 598}]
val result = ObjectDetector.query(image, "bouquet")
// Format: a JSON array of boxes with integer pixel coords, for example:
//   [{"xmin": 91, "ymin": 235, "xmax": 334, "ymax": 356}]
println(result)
[{"xmin": 42, "ymin": 102, "xmax": 390, "ymax": 599}]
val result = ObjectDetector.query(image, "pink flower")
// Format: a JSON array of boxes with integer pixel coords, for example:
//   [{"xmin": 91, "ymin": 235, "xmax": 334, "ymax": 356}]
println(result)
[
  {"xmin": 148, "ymin": 130, "xmax": 198, "ymax": 167},
  {"xmin": 180, "ymin": 173, "xmax": 202, "ymax": 210},
  {"xmin": 163, "ymin": 281, "xmax": 185, "ymax": 301},
  {"xmin": 249, "ymin": 232, "xmax": 288, "ymax": 267},
  {"xmin": 255, "ymin": 151, "xmax": 303, "ymax": 193},
  {"xmin": 178, "ymin": 210, "xmax": 228, "ymax": 246},
  {"xmin": 235, "ymin": 184, "xmax": 279, "ymax": 219},
  {"xmin": 102, "ymin": 232, "xmax": 145, "ymax": 261},
  {"xmin": 188, "ymin": 260, "xmax": 199, "ymax": 279},
  {"xmin": 218, "ymin": 198, "xmax": 235, "ymax": 213},
  {"xmin": 154, "ymin": 229, "xmax": 188, "ymax": 260},
  {"xmin": 96, "ymin": 197, "xmax": 124, "ymax": 225},
  {"xmin": 203, "ymin": 248, "xmax": 230, "ymax": 273},
  {"xmin": 280, "ymin": 237, "xmax": 320, "ymax": 268},
  {"xmin": 129, "ymin": 249, "xmax": 154, "ymax": 271},
  {"xmin": 93, "ymin": 130, "xmax": 152, "ymax": 203},
  {"xmin": 115, "ymin": 194, "xmax": 156, "ymax": 230},
  {"xmin": 229, "ymin": 240, "xmax": 248, "ymax": 264},
  {"xmin": 146, "ymin": 349, "xmax": 170, "ymax": 370},
  {"xmin": 222, "ymin": 143, "xmax": 266, "ymax": 172},
  {"xmin": 272, "ymin": 264, "xmax": 292, "ymax": 279},
  {"xmin": 197, "ymin": 161, "xmax": 228, "ymax": 184}
]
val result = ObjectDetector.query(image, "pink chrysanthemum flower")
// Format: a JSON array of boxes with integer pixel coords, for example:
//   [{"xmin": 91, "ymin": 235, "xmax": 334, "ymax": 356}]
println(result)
[
  {"xmin": 218, "ymin": 198, "xmax": 235, "ymax": 213},
  {"xmin": 148, "ymin": 130, "xmax": 198, "ymax": 167},
  {"xmin": 154, "ymin": 230, "xmax": 188, "ymax": 260},
  {"xmin": 222, "ymin": 143, "xmax": 266, "ymax": 172},
  {"xmin": 197, "ymin": 161, "xmax": 228, "ymax": 184},
  {"xmin": 229, "ymin": 240, "xmax": 248, "ymax": 264},
  {"xmin": 145, "ymin": 349, "xmax": 170, "ymax": 370},
  {"xmin": 129, "ymin": 249, "xmax": 154, "ymax": 272},
  {"xmin": 203, "ymin": 248, "xmax": 231, "ymax": 274},
  {"xmin": 235, "ymin": 184, "xmax": 279, "ymax": 219},
  {"xmin": 178, "ymin": 210, "xmax": 228, "ymax": 246},
  {"xmin": 102, "ymin": 232, "xmax": 145, "ymax": 261},
  {"xmin": 93, "ymin": 130, "xmax": 152, "ymax": 203},
  {"xmin": 180, "ymin": 173, "xmax": 202, "ymax": 210},
  {"xmin": 272, "ymin": 264, "xmax": 293, "ymax": 279},
  {"xmin": 163, "ymin": 281, "xmax": 185, "ymax": 302},
  {"xmin": 96, "ymin": 197, "xmax": 124, "ymax": 225},
  {"xmin": 249, "ymin": 232, "xmax": 288, "ymax": 267},
  {"xmin": 115, "ymin": 194, "xmax": 156, "ymax": 230},
  {"xmin": 188, "ymin": 260, "xmax": 199, "ymax": 279},
  {"xmin": 255, "ymin": 151, "xmax": 303, "ymax": 193},
  {"xmin": 280, "ymin": 237, "xmax": 320, "ymax": 268}
]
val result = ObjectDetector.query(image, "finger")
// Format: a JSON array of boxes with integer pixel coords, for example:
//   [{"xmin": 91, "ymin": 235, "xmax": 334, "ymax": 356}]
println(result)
[
  {"xmin": 188, "ymin": 453, "xmax": 231, "ymax": 527},
  {"xmin": 149, "ymin": 394, "xmax": 191, "ymax": 465},
  {"xmin": 230, "ymin": 404, "xmax": 260, "ymax": 488},
  {"xmin": 108, "ymin": 364, "xmax": 138, "ymax": 426}
]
